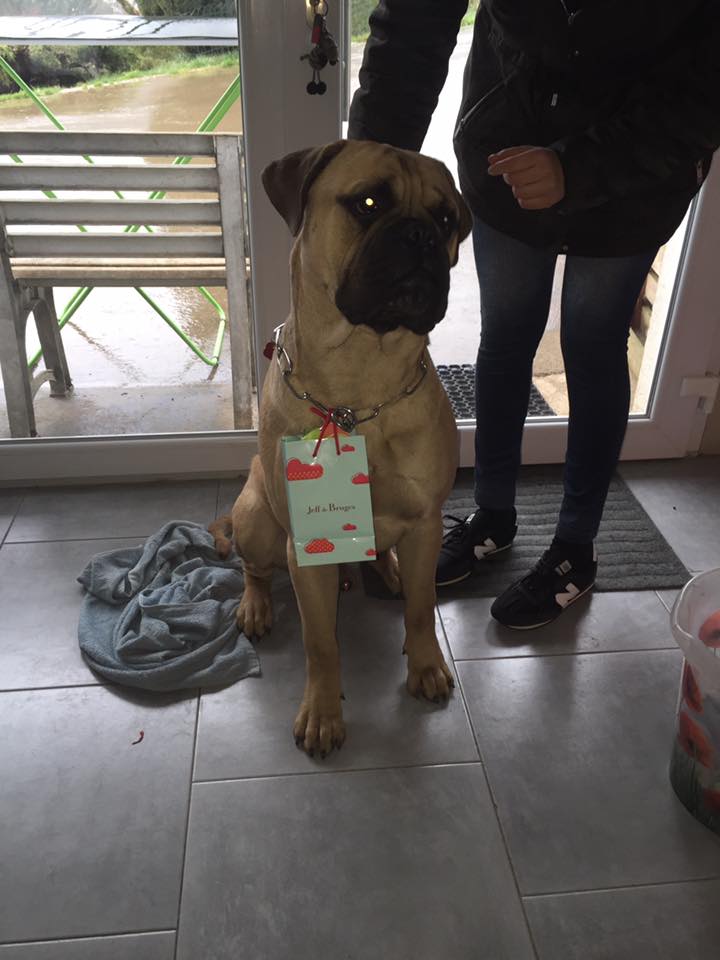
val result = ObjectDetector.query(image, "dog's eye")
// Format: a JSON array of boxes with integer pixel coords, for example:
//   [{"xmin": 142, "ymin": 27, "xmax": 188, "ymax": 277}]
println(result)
[
  {"xmin": 435, "ymin": 208, "xmax": 457, "ymax": 237},
  {"xmin": 353, "ymin": 195, "xmax": 381, "ymax": 217}
]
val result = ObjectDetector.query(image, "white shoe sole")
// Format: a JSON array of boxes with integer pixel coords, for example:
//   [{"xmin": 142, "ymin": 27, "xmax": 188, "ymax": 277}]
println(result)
[
  {"xmin": 498, "ymin": 581, "xmax": 595, "ymax": 631},
  {"xmin": 436, "ymin": 541, "xmax": 513, "ymax": 588}
]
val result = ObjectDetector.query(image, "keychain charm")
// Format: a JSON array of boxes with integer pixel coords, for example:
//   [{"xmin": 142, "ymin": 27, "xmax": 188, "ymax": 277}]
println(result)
[{"xmin": 302, "ymin": 0, "xmax": 337, "ymax": 96}]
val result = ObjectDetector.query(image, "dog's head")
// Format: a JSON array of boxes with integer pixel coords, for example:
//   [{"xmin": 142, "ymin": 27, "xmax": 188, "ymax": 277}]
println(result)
[{"xmin": 262, "ymin": 140, "xmax": 472, "ymax": 336}]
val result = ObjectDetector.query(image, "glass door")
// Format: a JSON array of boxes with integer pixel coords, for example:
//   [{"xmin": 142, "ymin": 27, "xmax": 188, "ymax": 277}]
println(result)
[
  {"xmin": 4, "ymin": 1, "xmax": 716, "ymax": 485},
  {"xmin": 344, "ymin": 1, "xmax": 720, "ymax": 466},
  {"xmin": 0, "ymin": 0, "xmax": 344, "ymax": 483}
]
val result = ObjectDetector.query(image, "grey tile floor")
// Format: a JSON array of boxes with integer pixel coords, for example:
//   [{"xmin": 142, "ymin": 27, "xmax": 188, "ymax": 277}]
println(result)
[{"xmin": 1, "ymin": 458, "xmax": 720, "ymax": 959}]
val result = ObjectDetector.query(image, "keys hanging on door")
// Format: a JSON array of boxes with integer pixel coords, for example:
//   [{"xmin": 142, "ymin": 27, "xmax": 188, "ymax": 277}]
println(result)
[{"xmin": 301, "ymin": 0, "xmax": 338, "ymax": 95}]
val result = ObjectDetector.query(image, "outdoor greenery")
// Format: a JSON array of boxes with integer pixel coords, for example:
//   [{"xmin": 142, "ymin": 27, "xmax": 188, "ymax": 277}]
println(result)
[
  {"xmin": 352, "ymin": 0, "xmax": 479, "ymax": 40},
  {"xmin": 0, "ymin": 1, "xmax": 235, "ymax": 14},
  {"xmin": 0, "ymin": 0, "xmax": 236, "ymax": 96},
  {"xmin": 0, "ymin": 50, "xmax": 238, "ymax": 103},
  {"xmin": 133, "ymin": 1, "xmax": 235, "ymax": 14}
]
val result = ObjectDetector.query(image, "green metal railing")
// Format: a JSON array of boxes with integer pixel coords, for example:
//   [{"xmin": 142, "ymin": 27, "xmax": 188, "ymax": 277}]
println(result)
[{"xmin": 0, "ymin": 54, "xmax": 241, "ymax": 369}]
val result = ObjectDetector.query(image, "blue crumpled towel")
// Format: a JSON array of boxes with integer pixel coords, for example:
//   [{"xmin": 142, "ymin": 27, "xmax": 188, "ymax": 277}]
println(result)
[{"xmin": 77, "ymin": 520, "xmax": 260, "ymax": 690}]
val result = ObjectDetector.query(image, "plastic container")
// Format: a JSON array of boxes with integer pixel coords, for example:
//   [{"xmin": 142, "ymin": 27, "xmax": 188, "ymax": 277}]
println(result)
[{"xmin": 669, "ymin": 568, "xmax": 720, "ymax": 835}]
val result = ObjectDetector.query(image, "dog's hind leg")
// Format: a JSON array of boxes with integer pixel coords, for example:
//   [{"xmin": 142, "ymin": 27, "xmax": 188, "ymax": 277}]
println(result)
[
  {"xmin": 208, "ymin": 514, "xmax": 234, "ymax": 559},
  {"xmin": 231, "ymin": 456, "xmax": 286, "ymax": 637},
  {"xmin": 371, "ymin": 548, "xmax": 401, "ymax": 595}
]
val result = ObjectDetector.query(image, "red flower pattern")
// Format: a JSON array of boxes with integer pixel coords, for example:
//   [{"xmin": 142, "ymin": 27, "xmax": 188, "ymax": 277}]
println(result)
[
  {"xmin": 699, "ymin": 610, "xmax": 720, "ymax": 648},
  {"xmin": 703, "ymin": 788, "xmax": 720, "ymax": 815},
  {"xmin": 677, "ymin": 711, "xmax": 714, "ymax": 768},
  {"xmin": 681, "ymin": 662, "xmax": 703, "ymax": 713}
]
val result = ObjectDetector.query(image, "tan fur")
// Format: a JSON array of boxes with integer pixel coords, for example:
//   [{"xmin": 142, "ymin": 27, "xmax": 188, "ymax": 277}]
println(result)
[{"xmin": 220, "ymin": 141, "xmax": 465, "ymax": 756}]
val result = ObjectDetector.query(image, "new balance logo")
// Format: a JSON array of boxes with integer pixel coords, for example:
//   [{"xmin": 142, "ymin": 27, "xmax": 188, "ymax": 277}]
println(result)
[
  {"xmin": 555, "ymin": 582, "xmax": 580, "ymax": 608},
  {"xmin": 474, "ymin": 538, "xmax": 497, "ymax": 560}
]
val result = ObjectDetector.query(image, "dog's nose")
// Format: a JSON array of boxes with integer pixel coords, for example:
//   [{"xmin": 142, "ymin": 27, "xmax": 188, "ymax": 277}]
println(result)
[{"xmin": 399, "ymin": 219, "xmax": 438, "ymax": 251}]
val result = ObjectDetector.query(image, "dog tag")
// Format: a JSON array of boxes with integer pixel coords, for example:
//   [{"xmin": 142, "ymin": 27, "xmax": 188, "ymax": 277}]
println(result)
[{"xmin": 331, "ymin": 406, "xmax": 357, "ymax": 432}]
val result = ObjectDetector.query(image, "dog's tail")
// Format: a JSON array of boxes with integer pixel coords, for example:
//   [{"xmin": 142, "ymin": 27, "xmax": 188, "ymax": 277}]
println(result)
[{"xmin": 208, "ymin": 514, "xmax": 234, "ymax": 559}]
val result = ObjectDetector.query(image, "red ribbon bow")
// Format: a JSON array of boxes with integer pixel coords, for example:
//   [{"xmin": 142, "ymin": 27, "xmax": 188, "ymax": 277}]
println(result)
[{"xmin": 310, "ymin": 406, "xmax": 341, "ymax": 457}]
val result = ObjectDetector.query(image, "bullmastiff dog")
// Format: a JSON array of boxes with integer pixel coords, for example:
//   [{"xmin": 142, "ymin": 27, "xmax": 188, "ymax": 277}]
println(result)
[{"xmin": 214, "ymin": 139, "xmax": 471, "ymax": 756}]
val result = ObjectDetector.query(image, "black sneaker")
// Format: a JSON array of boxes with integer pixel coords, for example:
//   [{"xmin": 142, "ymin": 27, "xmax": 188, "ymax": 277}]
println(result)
[
  {"xmin": 436, "ymin": 508, "xmax": 517, "ymax": 587},
  {"xmin": 491, "ymin": 540, "xmax": 597, "ymax": 629}
]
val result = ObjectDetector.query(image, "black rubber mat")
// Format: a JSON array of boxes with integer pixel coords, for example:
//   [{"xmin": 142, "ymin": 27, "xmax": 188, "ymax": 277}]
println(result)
[{"xmin": 436, "ymin": 363, "xmax": 554, "ymax": 419}]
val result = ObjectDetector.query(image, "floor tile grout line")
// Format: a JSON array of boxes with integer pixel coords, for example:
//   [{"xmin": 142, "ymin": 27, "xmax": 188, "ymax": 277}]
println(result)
[
  {"xmin": 0, "ymin": 682, "xmax": 103, "ymax": 694},
  {"xmin": 436, "ymin": 600, "xmax": 482, "ymax": 768},
  {"xmin": 455, "ymin": 668, "xmax": 542, "ymax": 960},
  {"xmin": 5, "ymin": 529, "xmax": 231, "ymax": 546},
  {"xmin": 451, "ymin": 646, "xmax": 680, "ymax": 663},
  {"xmin": 4, "ymin": 535, "xmax": 159, "ymax": 545},
  {"xmin": 434, "ymin": 611, "xmax": 538, "ymax": 950},
  {"xmin": 192, "ymin": 758, "xmax": 485, "ymax": 787},
  {"xmin": 173, "ymin": 690, "xmax": 202, "ymax": 960},
  {"xmin": 655, "ymin": 587, "xmax": 676, "ymax": 613},
  {"xmin": 522, "ymin": 872, "xmax": 720, "ymax": 900},
  {"xmin": 0, "ymin": 490, "xmax": 27, "ymax": 549},
  {"xmin": 0, "ymin": 928, "xmax": 177, "ymax": 947},
  {"xmin": 213, "ymin": 478, "xmax": 221, "ymax": 521}
]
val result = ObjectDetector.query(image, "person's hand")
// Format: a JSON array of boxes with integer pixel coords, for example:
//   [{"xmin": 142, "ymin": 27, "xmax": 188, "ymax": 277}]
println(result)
[{"xmin": 488, "ymin": 146, "xmax": 565, "ymax": 209}]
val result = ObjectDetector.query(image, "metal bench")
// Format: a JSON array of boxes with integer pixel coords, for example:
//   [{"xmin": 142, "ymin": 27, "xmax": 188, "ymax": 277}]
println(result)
[{"xmin": 0, "ymin": 130, "xmax": 252, "ymax": 438}]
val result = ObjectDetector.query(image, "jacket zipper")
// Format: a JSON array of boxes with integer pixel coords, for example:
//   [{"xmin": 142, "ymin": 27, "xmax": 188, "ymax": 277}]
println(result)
[
  {"xmin": 558, "ymin": 0, "xmax": 580, "ymax": 21},
  {"xmin": 554, "ymin": 0, "xmax": 582, "ymax": 106},
  {"xmin": 455, "ymin": 79, "xmax": 507, "ymax": 137}
]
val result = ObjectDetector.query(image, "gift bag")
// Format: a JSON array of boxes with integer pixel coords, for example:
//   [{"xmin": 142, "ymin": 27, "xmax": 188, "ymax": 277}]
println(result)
[{"xmin": 282, "ymin": 431, "xmax": 376, "ymax": 567}]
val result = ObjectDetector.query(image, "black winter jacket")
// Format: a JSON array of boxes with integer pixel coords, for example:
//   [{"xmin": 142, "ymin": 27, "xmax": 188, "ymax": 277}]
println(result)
[{"xmin": 348, "ymin": 0, "xmax": 720, "ymax": 256}]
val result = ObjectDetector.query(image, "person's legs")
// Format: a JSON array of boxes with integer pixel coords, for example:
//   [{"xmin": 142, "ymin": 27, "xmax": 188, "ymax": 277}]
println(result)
[
  {"xmin": 490, "ymin": 246, "xmax": 657, "ymax": 629},
  {"xmin": 472, "ymin": 218, "xmax": 558, "ymax": 508},
  {"xmin": 436, "ymin": 218, "xmax": 557, "ymax": 586},
  {"xmin": 557, "ymin": 248, "xmax": 658, "ymax": 543}
]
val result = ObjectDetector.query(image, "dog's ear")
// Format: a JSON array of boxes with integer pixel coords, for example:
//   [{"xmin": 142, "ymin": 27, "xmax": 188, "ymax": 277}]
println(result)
[
  {"xmin": 449, "ymin": 192, "xmax": 473, "ymax": 265},
  {"xmin": 261, "ymin": 140, "xmax": 347, "ymax": 236},
  {"xmin": 456, "ymin": 193, "xmax": 473, "ymax": 245},
  {"xmin": 433, "ymin": 159, "xmax": 472, "ymax": 265}
]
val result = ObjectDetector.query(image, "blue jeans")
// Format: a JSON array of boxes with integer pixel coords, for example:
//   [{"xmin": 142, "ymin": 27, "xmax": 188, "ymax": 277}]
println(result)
[{"xmin": 472, "ymin": 218, "xmax": 657, "ymax": 543}]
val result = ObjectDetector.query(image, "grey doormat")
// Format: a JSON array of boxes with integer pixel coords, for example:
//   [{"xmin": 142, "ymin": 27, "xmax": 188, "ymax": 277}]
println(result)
[
  {"xmin": 440, "ymin": 467, "xmax": 690, "ymax": 595},
  {"xmin": 360, "ymin": 466, "xmax": 690, "ymax": 599}
]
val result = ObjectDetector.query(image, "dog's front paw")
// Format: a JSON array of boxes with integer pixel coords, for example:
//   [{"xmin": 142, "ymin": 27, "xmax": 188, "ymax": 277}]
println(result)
[
  {"xmin": 294, "ymin": 690, "xmax": 345, "ymax": 758},
  {"xmin": 237, "ymin": 584, "xmax": 273, "ymax": 637},
  {"xmin": 406, "ymin": 649, "xmax": 455, "ymax": 703}
]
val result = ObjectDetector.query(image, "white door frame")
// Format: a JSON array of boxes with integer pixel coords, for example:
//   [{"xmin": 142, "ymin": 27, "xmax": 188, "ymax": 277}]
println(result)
[{"xmin": 1, "ymin": 0, "xmax": 344, "ymax": 485}]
